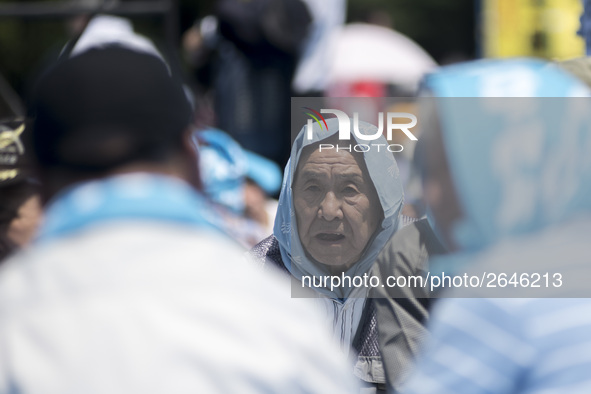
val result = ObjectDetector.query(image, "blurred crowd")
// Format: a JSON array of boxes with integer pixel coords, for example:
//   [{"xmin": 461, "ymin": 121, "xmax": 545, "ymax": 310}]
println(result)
[{"xmin": 1, "ymin": 0, "xmax": 591, "ymax": 393}]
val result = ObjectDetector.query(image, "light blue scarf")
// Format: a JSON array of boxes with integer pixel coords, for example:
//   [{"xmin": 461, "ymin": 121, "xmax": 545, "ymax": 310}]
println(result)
[
  {"xmin": 273, "ymin": 117, "xmax": 404, "ymax": 298},
  {"xmin": 37, "ymin": 173, "xmax": 220, "ymax": 242},
  {"xmin": 421, "ymin": 58, "xmax": 591, "ymax": 271}
]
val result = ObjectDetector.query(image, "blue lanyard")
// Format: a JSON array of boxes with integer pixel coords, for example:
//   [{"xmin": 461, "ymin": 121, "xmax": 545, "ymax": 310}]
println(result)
[{"xmin": 37, "ymin": 173, "xmax": 220, "ymax": 242}]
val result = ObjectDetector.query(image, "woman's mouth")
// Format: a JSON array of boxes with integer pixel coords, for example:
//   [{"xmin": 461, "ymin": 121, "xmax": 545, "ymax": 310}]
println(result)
[{"xmin": 315, "ymin": 233, "xmax": 345, "ymax": 242}]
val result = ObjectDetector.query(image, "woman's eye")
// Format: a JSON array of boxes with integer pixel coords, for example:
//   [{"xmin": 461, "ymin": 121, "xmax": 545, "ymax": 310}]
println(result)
[
  {"xmin": 305, "ymin": 185, "xmax": 321, "ymax": 192},
  {"xmin": 342, "ymin": 186, "xmax": 359, "ymax": 195}
]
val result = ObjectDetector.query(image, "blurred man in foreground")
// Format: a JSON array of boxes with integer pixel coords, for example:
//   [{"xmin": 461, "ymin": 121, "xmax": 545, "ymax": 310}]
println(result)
[
  {"xmin": 0, "ymin": 46, "xmax": 357, "ymax": 394},
  {"xmin": 401, "ymin": 59, "xmax": 591, "ymax": 393}
]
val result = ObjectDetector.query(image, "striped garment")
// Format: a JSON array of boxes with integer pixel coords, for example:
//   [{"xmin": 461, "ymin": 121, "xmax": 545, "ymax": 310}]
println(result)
[
  {"xmin": 403, "ymin": 218, "xmax": 591, "ymax": 394},
  {"xmin": 402, "ymin": 297, "xmax": 591, "ymax": 394}
]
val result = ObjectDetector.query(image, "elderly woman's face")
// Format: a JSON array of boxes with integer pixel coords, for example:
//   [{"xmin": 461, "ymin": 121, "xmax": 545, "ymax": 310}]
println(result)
[{"xmin": 293, "ymin": 147, "xmax": 381, "ymax": 269}]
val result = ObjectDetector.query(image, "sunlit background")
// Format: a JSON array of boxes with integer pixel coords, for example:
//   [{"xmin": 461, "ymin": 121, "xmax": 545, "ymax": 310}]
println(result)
[{"xmin": 0, "ymin": 0, "xmax": 584, "ymax": 100}]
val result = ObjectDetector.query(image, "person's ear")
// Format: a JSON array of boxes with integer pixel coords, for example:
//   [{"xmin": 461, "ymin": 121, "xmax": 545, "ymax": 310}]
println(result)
[{"xmin": 180, "ymin": 128, "xmax": 202, "ymax": 192}]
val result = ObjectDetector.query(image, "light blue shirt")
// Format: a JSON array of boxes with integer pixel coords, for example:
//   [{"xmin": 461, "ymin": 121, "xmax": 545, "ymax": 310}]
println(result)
[{"xmin": 404, "ymin": 297, "xmax": 591, "ymax": 394}]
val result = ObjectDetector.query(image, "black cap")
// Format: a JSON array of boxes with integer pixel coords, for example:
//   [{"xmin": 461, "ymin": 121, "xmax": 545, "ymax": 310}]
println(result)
[{"xmin": 31, "ymin": 46, "xmax": 192, "ymax": 171}]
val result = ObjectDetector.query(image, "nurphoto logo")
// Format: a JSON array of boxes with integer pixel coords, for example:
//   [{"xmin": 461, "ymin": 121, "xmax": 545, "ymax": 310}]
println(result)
[{"xmin": 303, "ymin": 108, "xmax": 418, "ymax": 153}]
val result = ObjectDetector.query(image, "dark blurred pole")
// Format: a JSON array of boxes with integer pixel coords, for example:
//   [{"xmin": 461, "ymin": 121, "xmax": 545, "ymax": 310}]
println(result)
[
  {"xmin": 165, "ymin": 0, "xmax": 179, "ymax": 50},
  {"xmin": 0, "ymin": 72, "xmax": 24, "ymax": 117}
]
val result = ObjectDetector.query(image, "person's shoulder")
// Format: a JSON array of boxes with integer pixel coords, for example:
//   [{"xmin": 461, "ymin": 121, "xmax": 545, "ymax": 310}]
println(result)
[
  {"xmin": 248, "ymin": 235, "xmax": 290, "ymax": 273},
  {"xmin": 0, "ymin": 222, "xmax": 225, "ymax": 297},
  {"xmin": 250, "ymin": 235, "xmax": 279, "ymax": 260},
  {"xmin": 0, "ymin": 223, "xmax": 246, "ymax": 298},
  {"xmin": 454, "ymin": 217, "xmax": 591, "ymax": 298},
  {"xmin": 375, "ymin": 218, "xmax": 441, "ymax": 275},
  {"xmin": 0, "ymin": 221, "xmax": 296, "ymax": 320}
]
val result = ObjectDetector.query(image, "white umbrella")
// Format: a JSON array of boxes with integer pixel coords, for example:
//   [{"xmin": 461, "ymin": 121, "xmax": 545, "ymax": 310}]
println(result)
[{"xmin": 327, "ymin": 23, "xmax": 438, "ymax": 92}]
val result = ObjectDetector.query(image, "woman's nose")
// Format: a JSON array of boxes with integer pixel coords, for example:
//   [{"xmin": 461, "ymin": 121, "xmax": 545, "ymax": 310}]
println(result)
[{"xmin": 318, "ymin": 191, "xmax": 343, "ymax": 221}]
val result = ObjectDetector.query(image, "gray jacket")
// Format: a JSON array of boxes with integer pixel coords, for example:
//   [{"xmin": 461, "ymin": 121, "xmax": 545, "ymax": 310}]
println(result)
[{"xmin": 370, "ymin": 218, "xmax": 446, "ymax": 392}]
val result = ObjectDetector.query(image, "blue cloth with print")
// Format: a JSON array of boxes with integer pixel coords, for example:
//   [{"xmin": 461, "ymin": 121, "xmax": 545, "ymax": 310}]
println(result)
[
  {"xmin": 404, "ymin": 58, "xmax": 591, "ymax": 394},
  {"xmin": 37, "ymin": 173, "xmax": 220, "ymax": 242},
  {"xmin": 422, "ymin": 59, "xmax": 591, "ymax": 270}
]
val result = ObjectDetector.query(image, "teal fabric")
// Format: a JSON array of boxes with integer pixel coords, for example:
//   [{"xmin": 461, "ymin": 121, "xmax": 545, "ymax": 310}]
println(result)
[
  {"xmin": 404, "ymin": 58, "xmax": 591, "ymax": 394},
  {"xmin": 195, "ymin": 128, "xmax": 283, "ymax": 214},
  {"xmin": 273, "ymin": 118, "xmax": 404, "ymax": 298},
  {"xmin": 422, "ymin": 58, "xmax": 591, "ymax": 270},
  {"xmin": 37, "ymin": 173, "xmax": 220, "ymax": 242}
]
